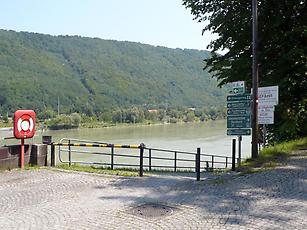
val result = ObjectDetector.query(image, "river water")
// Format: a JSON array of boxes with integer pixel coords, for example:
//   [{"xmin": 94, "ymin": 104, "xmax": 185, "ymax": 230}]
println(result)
[{"xmin": 1, "ymin": 120, "xmax": 252, "ymax": 160}]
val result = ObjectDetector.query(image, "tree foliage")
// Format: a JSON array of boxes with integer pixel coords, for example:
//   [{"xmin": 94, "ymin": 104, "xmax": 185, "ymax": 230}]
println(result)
[{"xmin": 183, "ymin": 0, "xmax": 307, "ymax": 141}]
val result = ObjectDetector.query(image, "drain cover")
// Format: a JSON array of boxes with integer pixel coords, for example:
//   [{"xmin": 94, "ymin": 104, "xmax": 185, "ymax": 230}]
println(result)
[{"xmin": 131, "ymin": 203, "xmax": 174, "ymax": 218}]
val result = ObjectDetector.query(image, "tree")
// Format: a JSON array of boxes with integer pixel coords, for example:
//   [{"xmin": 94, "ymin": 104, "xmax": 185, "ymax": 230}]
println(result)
[{"xmin": 183, "ymin": 0, "xmax": 307, "ymax": 141}]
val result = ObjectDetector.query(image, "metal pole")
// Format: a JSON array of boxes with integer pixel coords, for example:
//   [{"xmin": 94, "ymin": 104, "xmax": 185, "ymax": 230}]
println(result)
[
  {"xmin": 111, "ymin": 146, "xmax": 114, "ymax": 170},
  {"xmin": 232, "ymin": 139, "xmax": 236, "ymax": 171},
  {"xmin": 149, "ymin": 149, "xmax": 152, "ymax": 171},
  {"xmin": 68, "ymin": 139, "xmax": 71, "ymax": 167},
  {"xmin": 238, "ymin": 135, "xmax": 242, "ymax": 165},
  {"xmin": 20, "ymin": 139, "xmax": 25, "ymax": 169},
  {"xmin": 174, "ymin": 151, "xmax": 177, "ymax": 172},
  {"xmin": 252, "ymin": 0, "xmax": 259, "ymax": 158},
  {"xmin": 196, "ymin": 148, "xmax": 201, "ymax": 181},
  {"xmin": 139, "ymin": 144, "xmax": 144, "ymax": 177},
  {"xmin": 263, "ymin": 124, "xmax": 266, "ymax": 147}
]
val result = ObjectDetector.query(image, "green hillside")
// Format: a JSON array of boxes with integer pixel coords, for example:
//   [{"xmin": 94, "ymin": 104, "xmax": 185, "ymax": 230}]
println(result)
[{"xmin": 0, "ymin": 29, "xmax": 226, "ymax": 116}]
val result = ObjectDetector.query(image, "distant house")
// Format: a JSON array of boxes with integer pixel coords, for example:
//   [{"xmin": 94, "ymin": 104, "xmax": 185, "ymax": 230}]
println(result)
[
  {"xmin": 148, "ymin": 109, "xmax": 158, "ymax": 113},
  {"xmin": 188, "ymin": 108, "xmax": 196, "ymax": 111}
]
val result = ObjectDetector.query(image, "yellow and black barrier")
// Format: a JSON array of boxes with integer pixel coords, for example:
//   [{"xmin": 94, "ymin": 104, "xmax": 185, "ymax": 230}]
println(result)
[{"xmin": 51, "ymin": 142, "xmax": 142, "ymax": 149}]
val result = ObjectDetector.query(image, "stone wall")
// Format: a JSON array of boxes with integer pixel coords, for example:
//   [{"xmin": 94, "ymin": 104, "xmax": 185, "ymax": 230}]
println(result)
[{"xmin": 0, "ymin": 144, "xmax": 47, "ymax": 170}]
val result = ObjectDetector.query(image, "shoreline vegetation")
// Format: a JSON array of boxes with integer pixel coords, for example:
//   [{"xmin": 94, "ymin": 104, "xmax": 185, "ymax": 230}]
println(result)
[{"xmin": 0, "ymin": 106, "xmax": 227, "ymax": 130}]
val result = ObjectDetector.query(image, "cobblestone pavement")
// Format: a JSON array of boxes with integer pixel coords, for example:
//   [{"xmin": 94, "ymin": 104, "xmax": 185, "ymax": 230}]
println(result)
[{"xmin": 0, "ymin": 153, "xmax": 306, "ymax": 230}]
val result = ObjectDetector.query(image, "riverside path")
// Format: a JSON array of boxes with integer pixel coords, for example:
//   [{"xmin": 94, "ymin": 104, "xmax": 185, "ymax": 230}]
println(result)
[{"xmin": 0, "ymin": 152, "xmax": 306, "ymax": 229}]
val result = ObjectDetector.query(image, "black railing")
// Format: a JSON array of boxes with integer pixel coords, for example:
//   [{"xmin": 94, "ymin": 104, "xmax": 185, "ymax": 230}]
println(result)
[{"xmin": 46, "ymin": 137, "xmax": 242, "ymax": 180}]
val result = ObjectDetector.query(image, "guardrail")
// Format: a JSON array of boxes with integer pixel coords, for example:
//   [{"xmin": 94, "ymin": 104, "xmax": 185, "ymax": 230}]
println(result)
[{"xmin": 44, "ymin": 137, "xmax": 241, "ymax": 180}]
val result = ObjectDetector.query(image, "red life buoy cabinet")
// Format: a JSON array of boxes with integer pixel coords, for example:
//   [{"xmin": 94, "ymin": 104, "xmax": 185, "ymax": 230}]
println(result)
[{"xmin": 13, "ymin": 110, "xmax": 36, "ymax": 139}]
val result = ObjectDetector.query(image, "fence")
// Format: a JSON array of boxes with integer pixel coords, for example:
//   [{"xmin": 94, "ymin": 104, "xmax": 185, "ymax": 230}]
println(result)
[{"xmin": 46, "ymin": 137, "xmax": 241, "ymax": 180}]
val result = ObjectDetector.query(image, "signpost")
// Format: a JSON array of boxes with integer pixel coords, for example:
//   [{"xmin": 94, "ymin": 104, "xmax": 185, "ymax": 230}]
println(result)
[
  {"xmin": 227, "ymin": 93, "xmax": 251, "ymax": 132},
  {"xmin": 258, "ymin": 86, "xmax": 279, "ymax": 106},
  {"xmin": 227, "ymin": 129, "xmax": 251, "ymax": 136},
  {"xmin": 227, "ymin": 116, "xmax": 251, "ymax": 129},
  {"xmin": 256, "ymin": 86, "xmax": 279, "ymax": 146},
  {"xmin": 227, "ymin": 82, "xmax": 251, "ymax": 163}
]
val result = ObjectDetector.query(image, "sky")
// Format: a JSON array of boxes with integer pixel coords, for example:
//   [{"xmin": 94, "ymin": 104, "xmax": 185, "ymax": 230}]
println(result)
[{"xmin": 0, "ymin": 0, "xmax": 217, "ymax": 51}]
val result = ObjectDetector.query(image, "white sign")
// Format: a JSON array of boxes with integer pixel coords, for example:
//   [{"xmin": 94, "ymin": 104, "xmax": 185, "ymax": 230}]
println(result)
[
  {"xmin": 258, "ymin": 110, "xmax": 274, "ymax": 124},
  {"xmin": 259, "ymin": 116, "xmax": 274, "ymax": 124},
  {"xmin": 258, "ymin": 86, "xmax": 279, "ymax": 106},
  {"xmin": 258, "ymin": 105, "xmax": 275, "ymax": 112},
  {"xmin": 232, "ymin": 81, "xmax": 245, "ymax": 88}
]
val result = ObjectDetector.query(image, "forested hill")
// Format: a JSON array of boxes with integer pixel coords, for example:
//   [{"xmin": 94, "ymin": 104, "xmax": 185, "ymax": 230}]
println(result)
[{"xmin": 0, "ymin": 29, "xmax": 226, "ymax": 115}]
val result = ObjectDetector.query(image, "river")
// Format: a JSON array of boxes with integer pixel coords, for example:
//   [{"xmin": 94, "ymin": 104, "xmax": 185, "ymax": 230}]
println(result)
[{"xmin": 1, "ymin": 120, "xmax": 252, "ymax": 160}]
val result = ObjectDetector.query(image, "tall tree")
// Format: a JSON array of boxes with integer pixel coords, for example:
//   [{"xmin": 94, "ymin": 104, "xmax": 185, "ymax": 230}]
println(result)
[{"xmin": 183, "ymin": 0, "xmax": 307, "ymax": 141}]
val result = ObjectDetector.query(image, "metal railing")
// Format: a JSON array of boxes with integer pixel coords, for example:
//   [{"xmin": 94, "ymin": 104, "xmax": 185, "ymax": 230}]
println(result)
[{"xmin": 47, "ymin": 137, "xmax": 242, "ymax": 179}]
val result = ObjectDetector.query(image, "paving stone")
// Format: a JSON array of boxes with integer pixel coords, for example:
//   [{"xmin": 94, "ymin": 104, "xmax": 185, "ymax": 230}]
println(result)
[{"xmin": 0, "ymin": 154, "xmax": 306, "ymax": 229}]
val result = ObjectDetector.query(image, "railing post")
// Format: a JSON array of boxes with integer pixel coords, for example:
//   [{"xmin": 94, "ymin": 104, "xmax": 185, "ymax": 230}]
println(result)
[
  {"xmin": 111, "ymin": 146, "xmax": 114, "ymax": 170},
  {"xmin": 68, "ymin": 139, "xmax": 71, "ymax": 167},
  {"xmin": 42, "ymin": 136, "xmax": 52, "ymax": 167},
  {"xmin": 211, "ymin": 155, "xmax": 214, "ymax": 171},
  {"xmin": 174, "ymin": 151, "xmax": 177, "ymax": 172},
  {"xmin": 139, "ymin": 143, "xmax": 145, "ymax": 177},
  {"xmin": 149, "ymin": 149, "xmax": 152, "ymax": 171},
  {"xmin": 206, "ymin": 161, "xmax": 209, "ymax": 172},
  {"xmin": 196, "ymin": 148, "xmax": 201, "ymax": 181},
  {"xmin": 51, "ymin": 144, "xmax": 56, "ymax": 167},
  {"xmin": 226, "ymin": 157, "xmax": 228, "ymax": 168},
  {"xmin": 232, "ymin": 139, "xmax": 236, "ymax": 171}
]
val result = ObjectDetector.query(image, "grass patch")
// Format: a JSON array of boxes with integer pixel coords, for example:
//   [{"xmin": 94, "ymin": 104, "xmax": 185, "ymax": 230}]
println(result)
[
  {"xmin": 56, "ymin": 164, "xmax": 140, "ymax": 177},
  {"xmin": 237, "ymin": 137, "xmax": 307, "ymax": 173}
]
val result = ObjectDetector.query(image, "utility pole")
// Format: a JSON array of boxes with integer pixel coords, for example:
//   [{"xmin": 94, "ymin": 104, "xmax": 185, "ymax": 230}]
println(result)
[{"xmin": 252, "ymin": 0, "xmax": 259, "ymax": 158}]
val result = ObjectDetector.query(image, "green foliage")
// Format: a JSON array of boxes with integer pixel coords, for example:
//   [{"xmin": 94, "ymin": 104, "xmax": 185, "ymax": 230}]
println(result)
[
  {"xmin": 46, "ymin": 113, "xmax": 82, "ymax": 129},
  {"xmin": 238, "ymin": 137, "xmax": 307, "ymax": 172},
  {"xmin": 183, "ymin": 0, "xmax": 307, "ymax": 142},
  {"xmin": 0, "ymin": 29, "xmax": 227, "ymax": 117}
]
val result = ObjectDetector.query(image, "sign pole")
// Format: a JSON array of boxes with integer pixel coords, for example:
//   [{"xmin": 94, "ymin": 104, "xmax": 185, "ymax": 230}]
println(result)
[
  {"xmin": 252, "ymin": 0, "xmax": 259, "ymax": 158},
  {"xmin": 238, "ymin": 135, "xmax": 242, "ymax": 165},
  {"xmin": 20, "ymin": 138, "xmax": 25, "ymax": 169},
  {"xmin": 263, "ymin": 124, "xmax": 266, "ymax": 147}
]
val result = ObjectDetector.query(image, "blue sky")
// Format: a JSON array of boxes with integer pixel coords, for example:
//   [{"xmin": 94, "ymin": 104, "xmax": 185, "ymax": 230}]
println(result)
[{"xmin": 0, "ymin": 0, "xmax": 216, "ymax": 51}]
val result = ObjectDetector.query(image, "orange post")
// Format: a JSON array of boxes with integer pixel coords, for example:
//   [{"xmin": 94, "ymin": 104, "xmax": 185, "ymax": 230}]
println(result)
[{"xmin": 20, "ymin": 138, "xmax": 25, "ymax": 169}]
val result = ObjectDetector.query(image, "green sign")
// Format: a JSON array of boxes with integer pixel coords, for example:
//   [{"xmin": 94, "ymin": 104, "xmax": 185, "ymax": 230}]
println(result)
[
  {"xmin": 227, "ymin": 116, "xmax": 251, "ymax": 128},
  {"xmin": 227, "ymin": 94, "xmax": 251, "ymax": 102},
  {"xmin": 227, "ymin": 101, "xmax": 251, "ymax": 108},
  {"xmin": 227, "ymin": 129, "xmax": 251, "ymax": 136},
  {"xmin": 227, "ymin": 108, "xmax": 251, "ymax": 116},
  {"xmin": 232, "ymin": 87, "xmax": 245, "ymax": 94}
]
